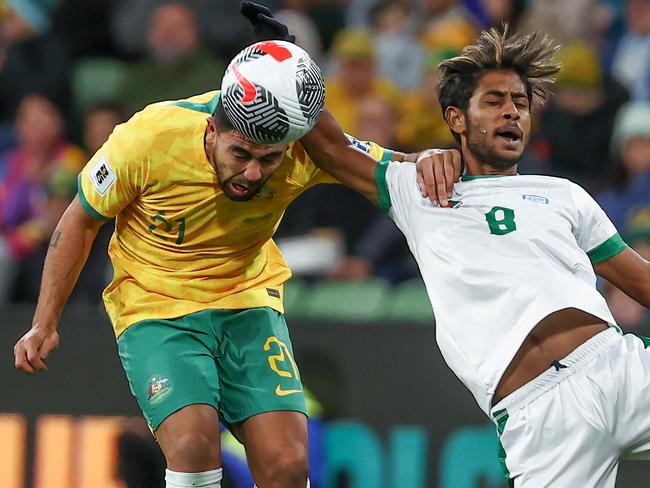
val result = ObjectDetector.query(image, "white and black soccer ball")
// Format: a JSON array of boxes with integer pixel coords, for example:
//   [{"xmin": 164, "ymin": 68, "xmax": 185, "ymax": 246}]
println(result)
[{"xmin": 220, "ymin": 40, "xmax": 325, "ymax": 145}]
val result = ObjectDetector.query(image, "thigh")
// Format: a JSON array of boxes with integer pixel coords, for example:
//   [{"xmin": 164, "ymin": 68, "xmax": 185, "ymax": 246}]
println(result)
[
  {"xmin": 499, "ymin": 378, "xmax": 619, "ymax": 488},
  {"xmin": 117, "ymin": 314, "xmax": 221, "ymax": 431},
  {"xmin": 618, "ymin": 334, "xmax": 650, "ymax": 458},
  {"xmin": 214, "ymin": 307, "xmax": 307, "ymax": 426}
]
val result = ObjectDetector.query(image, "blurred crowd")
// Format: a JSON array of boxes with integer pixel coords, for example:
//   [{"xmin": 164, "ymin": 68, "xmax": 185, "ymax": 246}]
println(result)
[{"xmin": 0, "ymin": 0, "xmax": 648, "ymax": 332}]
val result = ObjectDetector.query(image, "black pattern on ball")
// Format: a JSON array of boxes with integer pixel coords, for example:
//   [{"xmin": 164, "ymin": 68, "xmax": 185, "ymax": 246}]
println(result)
[
  {"xmin": 223, "ymin": 82, "xmax": 291, "ymax": 144},
  {"xmin": 295, "ymin": 57, "xmax": 325, "ymax": 124}
]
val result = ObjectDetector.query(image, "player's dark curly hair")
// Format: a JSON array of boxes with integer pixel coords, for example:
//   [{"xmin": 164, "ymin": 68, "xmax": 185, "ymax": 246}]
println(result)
[
  {"xmin": 437, "ymin": 25, "xmax": 562, "ymax": 143},
  {"xmin": 213, "ymin": 100, "xmax": 236, "ymax": 133}
]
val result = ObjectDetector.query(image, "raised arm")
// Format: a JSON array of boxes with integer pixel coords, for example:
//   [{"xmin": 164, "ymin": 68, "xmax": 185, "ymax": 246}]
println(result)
[
  {"xmin": 595, "ymin": 247, "xmax": 650, "ymax": 307},
  {"xmin": 301, "ymin": 109, "xmax": 461, "ymax": 206},
  {"xmin": 14, "ymin": 196, "xmax": 104, "ymax": 373}
]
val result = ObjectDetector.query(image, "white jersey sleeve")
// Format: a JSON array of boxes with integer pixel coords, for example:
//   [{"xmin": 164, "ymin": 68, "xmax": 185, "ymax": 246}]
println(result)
[
  {"xmin": 568, "ymin": 182, "xmax": 628, "ymax": 263},
  {"xmin": 375, "ymin": 160, "xmax": 420, "ymax": 239}
]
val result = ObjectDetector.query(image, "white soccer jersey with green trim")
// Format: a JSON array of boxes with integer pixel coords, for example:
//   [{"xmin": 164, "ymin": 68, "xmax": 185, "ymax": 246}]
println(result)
[{"xmin": 376, "ymin": 162, "xmax": 628, "ymax": 415}]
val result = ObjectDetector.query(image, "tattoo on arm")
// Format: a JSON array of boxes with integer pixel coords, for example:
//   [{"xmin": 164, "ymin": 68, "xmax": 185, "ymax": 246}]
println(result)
[{"xmin": 49, "ymin": 230, "xmax": 62, "ymax": 249}]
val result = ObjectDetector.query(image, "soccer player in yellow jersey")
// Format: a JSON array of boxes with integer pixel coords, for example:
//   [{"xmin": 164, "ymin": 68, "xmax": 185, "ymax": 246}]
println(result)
[{"xmin": 13, "ymin": 9, "xmax": 461, "ymax": 488}]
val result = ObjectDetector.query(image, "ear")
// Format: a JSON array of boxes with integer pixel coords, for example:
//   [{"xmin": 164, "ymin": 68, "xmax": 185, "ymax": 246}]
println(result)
[
  {"xmin": 444, "ymin": 107, "xmax": 466, "ymax": 138},
  {"xmin": 206, "ymin": 116, "xmax": 217, "ymax": 134}
]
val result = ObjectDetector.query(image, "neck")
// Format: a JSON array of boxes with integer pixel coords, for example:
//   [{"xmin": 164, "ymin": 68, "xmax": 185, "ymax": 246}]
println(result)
[{"xmin": 462, "ymin": 147, "xmax": 518, "ymax": 176}]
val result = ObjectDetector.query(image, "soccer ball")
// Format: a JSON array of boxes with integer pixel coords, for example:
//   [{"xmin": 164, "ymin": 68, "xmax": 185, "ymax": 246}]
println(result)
[{"xmin": 220, "ymin": 40, "xmax": 325, "ymax": 145}]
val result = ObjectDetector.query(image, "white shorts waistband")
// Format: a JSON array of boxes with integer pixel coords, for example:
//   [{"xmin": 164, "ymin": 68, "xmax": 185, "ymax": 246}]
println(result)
[{"xmin": 491, "ymin": 327, "xmax": 621, "ymax": 421}]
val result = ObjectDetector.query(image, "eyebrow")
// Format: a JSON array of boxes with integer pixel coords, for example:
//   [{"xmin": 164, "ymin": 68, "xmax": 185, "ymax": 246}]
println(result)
[
  {"xmin": 483, "ymin": 90, "xmax": 528, "ymax": 99},
  {"xmin": 229, "ymin": 145, "xmax": 284, "ymax": 160}
]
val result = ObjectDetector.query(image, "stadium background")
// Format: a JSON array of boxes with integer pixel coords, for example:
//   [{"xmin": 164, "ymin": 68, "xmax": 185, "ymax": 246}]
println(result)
[{"xmin": 0, "ymin": 0, "xmax": 649, "ymax": 486}]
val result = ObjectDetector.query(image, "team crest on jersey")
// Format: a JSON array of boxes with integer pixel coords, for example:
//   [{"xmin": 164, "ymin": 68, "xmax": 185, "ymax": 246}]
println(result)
[
  {"xmin": 89, "ymin": 155, "xmax": 116, "ymax": 196},
  {"xmin": 444, "ymin": 200, "xmax": 463, "ymax": 209},
  {"xmin": 147, "ymin": 376, "xmax": 172, "ymax": 404},
  {"xmin": 254, "ymin": 187, "xmax": 277, "ymax": 200}
]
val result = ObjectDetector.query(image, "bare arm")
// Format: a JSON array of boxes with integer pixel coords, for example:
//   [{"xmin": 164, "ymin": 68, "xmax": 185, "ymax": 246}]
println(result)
[
  {"xmin": 301, "ymin": 109, "xmax": 461, "ymax": 206},
  {"xmin": 14, "ymin": 196, "xmax": 104, "ymax": 373},
  {"xmin": 595, "ymin": 247, "xmax": 650, "ymax": 307}
]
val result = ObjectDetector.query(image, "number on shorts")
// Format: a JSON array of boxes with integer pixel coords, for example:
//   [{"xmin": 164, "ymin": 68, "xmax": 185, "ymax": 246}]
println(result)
[{"xmin": 264, "ymin": 336, "xmax": 300, "ymax": 380}]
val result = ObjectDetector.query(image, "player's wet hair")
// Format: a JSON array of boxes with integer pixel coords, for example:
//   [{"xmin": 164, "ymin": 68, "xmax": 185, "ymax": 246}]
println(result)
[
  {"xmin": 437, "ymin": 25, "xmax": 562, "ymax": 143},
  {"xmin": 213, "ymin": 99, "xmax": 236, "ymax": 133}
]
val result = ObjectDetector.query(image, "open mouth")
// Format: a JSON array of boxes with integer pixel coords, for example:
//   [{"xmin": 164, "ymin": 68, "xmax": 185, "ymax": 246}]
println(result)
[
  {"xmin": 229, "ymin": 181, "xmax": 251, "ymax": 197},
  {"xmin": 495, "ymin": 127, "xmax": 523, "ymax": 147}
]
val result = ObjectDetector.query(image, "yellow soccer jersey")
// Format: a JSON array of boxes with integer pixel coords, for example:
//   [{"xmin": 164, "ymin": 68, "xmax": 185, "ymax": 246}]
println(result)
[{"xmin": 78, "ymin": 91, "xmax": 391, "ymax": 336}]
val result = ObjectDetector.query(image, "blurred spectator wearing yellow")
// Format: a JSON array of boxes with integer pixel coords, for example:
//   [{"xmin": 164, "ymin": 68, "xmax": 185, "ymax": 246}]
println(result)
[
  {"xmin": 419, "ymin": 0, "xmax": 478, "ymax": 52},
  {"xmin": 324, "ymin": 28, "xmax": 399, "ymax": 135},
  {"xmin": 396, "ymin": 49, "xmax": 457, "ymax": 151},
  {"xmin": 117, "ymin": 2, "xmax": 225, "ymax": 114},
  {"xmin": 536, "ymin": 41, "xmax": 628, "ymax": 189},
  {"xmin": 0, "ymin": 0, "xmax": 70, "ymax": 123},
  {"xmin": 598, "ymin": 101, "xmax": 650, "ymax": 234},
  {"xmin": 0, "ymin": 94, "xmax": 85, "ymax": 301},
  {"xmin": 610, "ymin": 0, "xmax": 650, "ymax": 101}
]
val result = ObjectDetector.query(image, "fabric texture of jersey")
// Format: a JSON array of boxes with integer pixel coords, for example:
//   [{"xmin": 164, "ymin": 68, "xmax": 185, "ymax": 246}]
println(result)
[
  {"xmin": 78, "ymin": 91, "xmax": 389, "ymax": 336},
  {"xmin": 377, "ymin": 163, "xmax": 628, "ymax": 415},
  {"xmin": 492, "ymin": 329, "xmax": 650, "ymax": 487}
]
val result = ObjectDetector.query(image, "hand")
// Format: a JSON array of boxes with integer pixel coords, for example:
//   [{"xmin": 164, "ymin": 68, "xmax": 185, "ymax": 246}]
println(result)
[
  {"xmin": 241, "ymin": 1, "xmax": 296, "ymax": 43},
  {"xmin": 416, "ymin": 148, "xmax": 462, "ymax": 207},
  {"xmin": 14, "ymin": 324, "xmax": 60, "ymax": 373}
]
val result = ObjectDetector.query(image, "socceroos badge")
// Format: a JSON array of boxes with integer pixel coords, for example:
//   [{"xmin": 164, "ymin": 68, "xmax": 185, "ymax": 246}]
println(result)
[{"xmin": 147, "ymin": 375, "xmax": 173, "ymax": 404}]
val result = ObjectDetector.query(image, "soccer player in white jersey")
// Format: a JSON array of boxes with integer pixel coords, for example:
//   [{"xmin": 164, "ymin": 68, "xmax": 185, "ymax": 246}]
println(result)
[{"xmin": 302, "ymin": 27, "xmax": 650, "ymax": 487}]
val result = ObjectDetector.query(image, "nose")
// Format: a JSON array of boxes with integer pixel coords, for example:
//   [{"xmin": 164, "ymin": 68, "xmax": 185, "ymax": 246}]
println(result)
[
  {"xmin": 243, "ymin": 161, "xmax": 263, "ymax": 182},
  {"xmin": 503, "ymin": 100, "xmax": 521, "ymax": 121}
]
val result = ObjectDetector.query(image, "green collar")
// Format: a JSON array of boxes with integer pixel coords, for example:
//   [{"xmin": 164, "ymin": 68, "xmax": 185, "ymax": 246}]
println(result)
[{"xmin": 460, "ymin": 173, "xmax": 518, "ymax": 181}]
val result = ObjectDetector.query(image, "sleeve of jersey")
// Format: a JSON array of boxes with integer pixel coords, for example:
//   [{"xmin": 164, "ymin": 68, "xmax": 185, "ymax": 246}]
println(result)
[
  {"xmin": 569, "ymin": 183, "xmax": 628, "ymax": 264},
  {"xmin": 301, "ymin": 134, "xmax": 394, "ymax": 186},
  {"xmin": 375, "ymin": 160, "xmax": 417, "ymax": 236},
  {"xmin": 77, "ymin": 122, "xmax": 146, "ymax": 221}
]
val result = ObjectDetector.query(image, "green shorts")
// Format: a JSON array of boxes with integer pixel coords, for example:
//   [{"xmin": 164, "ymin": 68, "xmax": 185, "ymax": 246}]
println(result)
[{"xmin": 117, "ymin": 307, "xmax": 307, "ymax": 431}]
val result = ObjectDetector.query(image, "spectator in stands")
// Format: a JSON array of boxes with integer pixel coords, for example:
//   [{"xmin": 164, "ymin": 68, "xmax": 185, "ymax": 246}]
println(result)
[
  {"xmin": 419, "ymin": 0, "xmax": 478, "ymax": 53},
  {"xmin": 535, "ymin": 41, "xmax": 628, "ymax": 189},
  {"xmin": 329, "ymin": 96, "xmax": 417, "ymax": 283},
  {"xmin": 367, "ymin": 0, "xmax": 425, "ymax": 90},
  {"xmin": 117, "ymin": 2, "xmax": 225, "ymax": 114},
  {"xmin": 598, "ymin": 100, "xmax": 650, "ymax": 234},
  {"xmin": 464, "ymin": 0, "xmax": 526, "ymax": 30},
  {"xmin": 0, "ymin": 0, "xmax": 70, "ymax": 123},
  {"xmin": 83, "ymin": 103, "xmax": 128, "ymax": 154},
  {"xmin": 111, "ymin": 0, "xmax": 275, "ymax": 61},
  {"xmin": 275, "ymin": 0, "xmax": 323, "ymax": 61},
  {"xmin": 518, "ymin": 0, "xmax": 613, "ymax": 45},
  {"xmin": 396, "ymin": 48, "xmax": 458, "ymax": 152},
  {"xmin": 0, "ymin": 94, "xmax": 86, "ymax": 302},
  {"xmin": 610, "ymin": 0, "xmax": 650, "ymax": 101},
  {"xmin": 325, "ymin": 28, "xmax": 399, "ymax": 135}
]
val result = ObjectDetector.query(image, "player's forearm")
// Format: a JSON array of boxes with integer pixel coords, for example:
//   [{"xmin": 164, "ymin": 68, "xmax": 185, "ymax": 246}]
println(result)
[
  {"xmin": 32, "ymin": 198, "xmax": 102, "ymax": 330},
  {"xmin": 302, "ymin": 109, "xmax": 379, "ymax": 200}
]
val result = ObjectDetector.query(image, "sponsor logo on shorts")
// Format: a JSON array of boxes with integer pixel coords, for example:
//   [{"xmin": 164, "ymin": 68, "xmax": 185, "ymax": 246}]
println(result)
[
  {"xmin": 275, "ymin": 384, "xmax": 303, "ymax": 397},
  {"xmin": 89, "ymin": 155, "xmax": 116, "ymax": 196},
  {"xmin": 522, "ymin": 194, "xmax": 549, "ymax": 204},
  {"xmin": 147, "ymin": 376, "xmax": 172, "ymax": 404}
]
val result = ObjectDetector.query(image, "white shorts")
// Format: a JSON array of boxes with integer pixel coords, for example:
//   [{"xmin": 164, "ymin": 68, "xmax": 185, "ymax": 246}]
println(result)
[{"xmin": 490, "ymin": 328, "xmax": 650, "ymax": 488}]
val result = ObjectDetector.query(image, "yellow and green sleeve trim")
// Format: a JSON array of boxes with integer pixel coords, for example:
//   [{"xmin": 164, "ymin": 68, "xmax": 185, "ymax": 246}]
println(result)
[
  {"xmin": 587, "ymin": 233, "xmax": 627, "ymax": 264},
  {"xmin": 375, "ymin": 160, "xmax": 392, "ymax": 212},
  {"xmin": 76, "ymin": 174, "xmax": 111, "ymax": 222}
]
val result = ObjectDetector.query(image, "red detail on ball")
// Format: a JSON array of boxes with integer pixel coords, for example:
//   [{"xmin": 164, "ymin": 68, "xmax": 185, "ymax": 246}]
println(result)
[
  {"xmin": 232, "ymin": 65, "xmax": 258, "ymax": 103},
  {"xmin": 256, "ymin": 41, "xmax": 292, "ymax": 62}
]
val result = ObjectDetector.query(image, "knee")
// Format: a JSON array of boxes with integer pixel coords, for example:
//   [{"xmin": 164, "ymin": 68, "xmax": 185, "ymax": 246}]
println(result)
[
  {"xmin": 260, "ymin": 445, "xmax": 309, "ymax": 484},
  {"xmin": 164, "ymin": 431, "xmax": 220, "ymax": 470}
]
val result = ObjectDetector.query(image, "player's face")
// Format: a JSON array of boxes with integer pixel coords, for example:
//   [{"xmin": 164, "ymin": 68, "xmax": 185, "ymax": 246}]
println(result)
[
  {"xmin": 212, "ymin": 129, "xmax": 288, "ymax": 201},
  {"xmin": 465, "ymin": 70, "xmax": 531, "ymax": 168}
]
